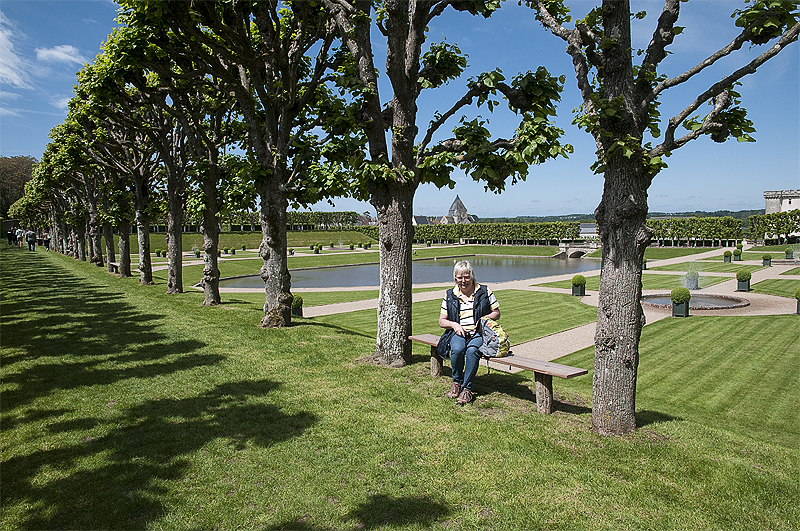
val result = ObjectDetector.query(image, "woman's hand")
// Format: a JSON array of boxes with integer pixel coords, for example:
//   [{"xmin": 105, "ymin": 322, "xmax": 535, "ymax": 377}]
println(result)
[{"xmin": 439, "ymin": 315, "xmax": 466, "ymax": 337}]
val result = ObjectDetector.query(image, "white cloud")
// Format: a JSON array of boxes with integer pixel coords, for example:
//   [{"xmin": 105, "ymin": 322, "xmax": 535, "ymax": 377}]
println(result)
[
  {"xmin": 0, "ymin": 90, "xmax": 22, "ymax": 101},
  {"xmin": 0, "ymin": 106, "xmax": 22, "ymax": 117},
  {"xmin": 35, "ymin": 45, "xmax": 87, "ymax": 65},
  {"xmin": 52, "ymin": 95, "xmax": 72, "ymax": 109},
  {"xmin": 0, "ymin": 13, "xmax": 31, "ymax": 88}
]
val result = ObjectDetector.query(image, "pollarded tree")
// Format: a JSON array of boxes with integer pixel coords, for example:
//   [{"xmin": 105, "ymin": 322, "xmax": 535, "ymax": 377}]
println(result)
[
  {"xmin": 118, "ymin": 0, "xmax": 355, "ymax": 326},
  {"xmin": 321, "ymin": 0, "xmax": 572, "ymax": 366},
  {"xmin": 530, "ymin": 0, "xmax": 799, "ymax": 434}
]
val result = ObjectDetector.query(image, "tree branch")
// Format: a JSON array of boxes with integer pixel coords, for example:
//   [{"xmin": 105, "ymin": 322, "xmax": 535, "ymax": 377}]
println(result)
[{"xmin": 652, "ymin": 20, "xmax": 800, "ymax": 156}]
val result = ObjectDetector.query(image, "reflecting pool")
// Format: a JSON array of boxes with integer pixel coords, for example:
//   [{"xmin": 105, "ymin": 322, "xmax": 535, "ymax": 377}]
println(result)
[{"xmin": 218, "ymin": 255, "xmax": 601, "ymax": 289}]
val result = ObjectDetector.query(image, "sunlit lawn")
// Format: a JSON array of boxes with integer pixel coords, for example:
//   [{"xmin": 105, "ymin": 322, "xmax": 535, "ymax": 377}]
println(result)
[{"xmin": 534, "ymin": 272, "xmax": 730, "ymax": 291}]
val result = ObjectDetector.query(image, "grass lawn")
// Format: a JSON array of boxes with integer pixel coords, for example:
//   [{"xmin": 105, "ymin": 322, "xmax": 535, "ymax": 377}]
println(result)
[
  {"xmin": 534, "ymin": 273, "xmax": 729, "ymax": 291},
  {"xmin": 650, "ymin": 262, "xmax": 765, "ymax": 274},
  {"xmin": 750, "ymin": 278, "xmax": 800, "ymax": 299},
  {"xmin": 782, "ymin": 267, "xmax": 800, "ymax": 276},
  {"xmin": 2, "ymin": 246, "xmax": 798, "ymax": 530}
]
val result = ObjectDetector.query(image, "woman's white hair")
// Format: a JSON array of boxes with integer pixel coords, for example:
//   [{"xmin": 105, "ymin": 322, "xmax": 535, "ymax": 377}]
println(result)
[{"xmin": 453, "ymin": 260, "xmax": 475, "ymax": 283}]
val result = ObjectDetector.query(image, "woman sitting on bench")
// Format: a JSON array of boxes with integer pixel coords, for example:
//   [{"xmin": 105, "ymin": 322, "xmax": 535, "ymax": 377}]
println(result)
[{"xmin": 438, "ymin": 260, "xmax": 500, "ymax": 405}]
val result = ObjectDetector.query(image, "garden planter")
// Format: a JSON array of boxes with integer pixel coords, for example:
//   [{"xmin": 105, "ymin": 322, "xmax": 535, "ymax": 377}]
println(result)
[
  {"xmin": 762, "ymin": 258, "xmax": 770, "ymax": 266},
  {"xmin": 724, "ymin": 256, "xmax": 731, "ymax": 263},
  {"xmin": 642, "ymin": 262, "xmax": 647, "ymax": 270},
  {"xmin": 733, "ymin": 255, "xmax": 741, "ymax": 261},
  {"xmin": 737, "ymin": 280, "xmax": 750, "ymax": 292},
  {"xmin": 672, "ymin": 302, "xmax": 689, "ymax": 318},
  {"xmin": 786, "ymin": 251, "xmax": 794, "ymax": 259},
  {"xmin": 291, "ymin": 307, "xmax": 303, "ymax": 317},
  {"xmin": 572, "ymin": 285, "xmax": 585, "ymax": 297},
  {"xmin": 797, "ymin": 299, "xmax": 800, "ymax": 314}
]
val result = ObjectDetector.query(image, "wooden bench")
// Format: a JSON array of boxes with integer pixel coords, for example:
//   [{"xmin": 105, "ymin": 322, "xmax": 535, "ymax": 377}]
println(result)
[
  {"xmin": 409, "ymin": 333, "xmax": 587, "ymax": 414},
  {"xmin": 108, "ymin": 261, "xmax": 120, "ymax": 274}
]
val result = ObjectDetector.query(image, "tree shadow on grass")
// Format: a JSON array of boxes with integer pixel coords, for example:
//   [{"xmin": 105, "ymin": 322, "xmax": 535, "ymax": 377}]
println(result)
[
  {"xmin": 1, "ymin": 250, "xmax": 220, "ymax": 412},
  {"xmin": 636, "ymin": 409, "xmax": 682, "ymax": 428},
  {"xmin": 1, "ymin": 250, "xmax": 318, "ymax": 528},
  {"xmin": 265, "ymin": 493, "xmax": 450, "ymax": 530},
  {"xmin": 2, "ymin": 378, "xmax": 318, "ymax": 529}
]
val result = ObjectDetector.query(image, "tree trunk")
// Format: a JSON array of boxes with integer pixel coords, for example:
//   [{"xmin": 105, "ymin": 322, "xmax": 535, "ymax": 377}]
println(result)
[
  {"xmin": 200, "ymin": 206, "xmax": 221, "ymax": 306},
  {"xmin": 75, "ymin": 225, "xmax": 86, "ymax": 262},
  {"xmin": 87, "ymin": 201, "xmax": 104, "ymax": 268},
  {"xmin": 136, "ymin": 211, "xmax": 153, "ymax": 285},
  {"xmin": 258, "ymin": 181, "xmax": 292, "ymax": 328},
  {"xmin": 592, "ymin": 156, "xmax": 652, "ymax": 436},
  {"xmin": 370, "ymin": 181, "xmax": 415, "ymax": 367},
  {"xmin": 104, "ymin": 222, "xmax": 116, "ymax": 272},
  {"xmin": 166, "ymin": 172, "xmax": 184, "ymax": 294},
  {"xmin": 117, "ymin": 221, "xmax": 132, "ymax": 277}
]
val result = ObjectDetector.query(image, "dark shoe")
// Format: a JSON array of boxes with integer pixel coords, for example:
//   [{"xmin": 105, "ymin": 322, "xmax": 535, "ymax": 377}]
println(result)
[
  {"xmin": 456, "ymin": 388, "xmax": 473, "ymax": 405},
  {"xmin": 446, "ymin": 382, "xmax": 461, "ymax": 399}
]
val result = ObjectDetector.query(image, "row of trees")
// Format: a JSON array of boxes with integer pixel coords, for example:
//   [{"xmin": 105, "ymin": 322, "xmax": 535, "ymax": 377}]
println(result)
[
  {"xmin": 749, "ymin": 210, "xmax": 800, "ymax": 244},
  {"xmin": 10, "ymin": 0, "xmax": 798, "ymax": 436},
  {"xmin": 411, "ymin": 221, "xmax": 582, "ymax": 244},
  {"xmin": 647, "ymin": 216, "xmax": 743, "ymax": 246},
  {"xmin": 0, "ymin": 156, "xmax": 36, "ymax": 219}
]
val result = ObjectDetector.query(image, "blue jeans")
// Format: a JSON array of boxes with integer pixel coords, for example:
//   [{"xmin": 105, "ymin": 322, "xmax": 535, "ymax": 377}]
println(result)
[{"xmin": 450, "ymin": 333, "xmax": 483, "ymax": 391}]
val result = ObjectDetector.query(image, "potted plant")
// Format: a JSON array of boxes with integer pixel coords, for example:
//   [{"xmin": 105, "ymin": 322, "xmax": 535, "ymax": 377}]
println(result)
[
  {"xmin": 194, "ymin": 250, "xmax": 201, "ymax": 258},
  {"xmin": 426, "ymin": 240, "xmax": 431, "ymax": 247},
  {"xmin": 288, "ymin": 248, "xmax": 294, "ymax": 256},
  {"xmin": 571, "ymin": 274, "xmax": 586, "ymax": 297},
  {"xmin": 795, "ymin": 287, "xmax": 800, "ymax": 314},
  {"xmin": 230, "ymin": 248, "xmax": 235, "ymax": 255},
  {"xmin": 314, "ymin": 244, "xmax": 322, "ymax": 254},
  {"xmin": 223, "ymin": 247, "xmax": 229, "ymax": 254},
  {"xmin": 723, "ymin": 250, "xmax": 732, "ymax": 263},
  {"xmin": 349, "ymin": 243, "xmax": 354, "ymax": 250},
  {"xmin": 310, "ymin": 244, "xmax": 315, "ymax": 250},
  {"xmin": 762, "ymin": 253, "xmax": 771, "ymax": 266},
  {"xmin": 786, "ymin": 247, "xmax": 794, "ymax": 259},
  {"xmin": 733, "ymin": 248, "xmax": 742, "ymax": 261},
  {"xmin": 670, "ymin": 287, "xmax": 691, "ymax": 317},
  {"xmin": 736, "ymin": 269, "xmax": 751, "ymax": 292},
  {"xmin": 642, "ymin": 258, "xmax": 647, "ymax": 270},
  {"xmin": 291, "ymin": 294, "xmax": 303, "ymax": 317},
  {"xmin": 242, "ymin": 244, "xmax": 246, "ymax": 251},
  {"xmin": 330, "ymin": 242, "xmax": 335, "ymax": 248}
]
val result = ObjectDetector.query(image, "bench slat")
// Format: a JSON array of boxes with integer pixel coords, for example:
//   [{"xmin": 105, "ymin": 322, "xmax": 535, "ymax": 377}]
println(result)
[{"xmin": 409, "ymin": 334, "xmax": 586, "ymax": 379}]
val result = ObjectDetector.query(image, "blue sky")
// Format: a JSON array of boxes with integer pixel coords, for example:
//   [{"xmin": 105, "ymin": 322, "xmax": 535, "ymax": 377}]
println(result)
[{"xmin": 1, "ymin": 0, "xmax": 798, "ymax": 218}]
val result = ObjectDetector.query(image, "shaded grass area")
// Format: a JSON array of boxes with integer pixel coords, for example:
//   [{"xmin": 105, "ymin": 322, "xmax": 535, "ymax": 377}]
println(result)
[
  {"xmin": 2, "ymin": 246, "xmax": 798, "ymax": 530},
  {"xmin": 534, "ymin": 273, "xmax": 729, "ymax": 291}
]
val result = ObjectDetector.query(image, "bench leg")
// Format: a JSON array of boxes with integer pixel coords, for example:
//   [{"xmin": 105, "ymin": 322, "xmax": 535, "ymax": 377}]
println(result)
[
  {"xmin": 534, "ymin": 373, "xmax": 553, "ymax": 414},
  {"xmin": 430, "ymin": 346, "xmax": 443, "ymax": 377}
]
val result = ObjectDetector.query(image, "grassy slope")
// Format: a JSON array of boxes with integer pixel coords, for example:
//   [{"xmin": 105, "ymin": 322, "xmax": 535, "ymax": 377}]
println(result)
[{"xmin": 2, "ymin": 246, "xmax": 798, "ymax": 530}]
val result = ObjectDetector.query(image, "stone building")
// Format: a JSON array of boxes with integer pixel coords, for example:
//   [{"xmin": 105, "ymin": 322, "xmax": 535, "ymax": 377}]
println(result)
[
  {"xmin": 764, "ymin": 190, "xmax": 800, "ymax": 214},
  {"xmin": 439, "ymin": 195, "xmax": 476, "ymax": 224}
]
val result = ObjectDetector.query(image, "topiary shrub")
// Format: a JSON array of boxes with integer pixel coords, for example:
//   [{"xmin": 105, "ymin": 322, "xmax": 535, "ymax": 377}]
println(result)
[
  {"xmin": 291, "ymin": 294, "xmax": 303, "ymax": 309},
  {"xmin": 724, "ymin": 250, "xmax": 732, "ymax": 257},
  {"xmin": 733, "ymin": 248, "xmax": 742, "ymax": 256},
  {"xmin": 670, "ymin": 287, "xmax": 691, "ymax": 304},
  {"xmin": 571, "ymin": 274, "xmax": 586, "ymax": 287},
  {"xmin": 795, "ymin": 287, "xmax": 800, "ymax": 300},
  {"xmin": 736, "ymin": 269, "xmax": 752, "ymax": 282},
  {"xmin": 762, "ymin": 253, "xmax": 772, "ymax": 260}
]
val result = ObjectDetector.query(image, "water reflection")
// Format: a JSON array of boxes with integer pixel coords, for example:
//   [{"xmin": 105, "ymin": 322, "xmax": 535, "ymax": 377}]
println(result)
[{"xmin": 219, "ymin": 255, "xmax": 600, "ymax": 289}]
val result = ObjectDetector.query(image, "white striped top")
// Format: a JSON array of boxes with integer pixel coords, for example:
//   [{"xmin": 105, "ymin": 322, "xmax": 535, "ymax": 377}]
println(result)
[{"xmin": 440, "ymin": 283, "xmax": 499, "ymax": 333}]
